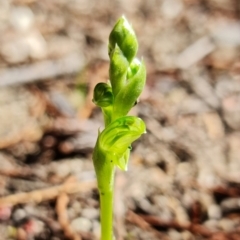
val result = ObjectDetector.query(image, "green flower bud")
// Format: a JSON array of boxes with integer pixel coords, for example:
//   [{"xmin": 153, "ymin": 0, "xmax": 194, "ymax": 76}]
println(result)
[
  {"xmin": 109, "ymin": 16, "xmax": 138, "ymax": 63},
  {"xmin": 127, "ymin": 58, "xmax": 141, "ymax": 79},
  {"xmin": 109, "ymin": 45, "xmax": 129, "ymax": 96},
  {"xmin": 93, "ymin": 82, "xmax": 113, "ymax": 126},
  {"xmin": 113, "ymin": 59, "xmax": 146, "ymax": 119},
  {"xmin": 93, "ymin": 116, "xmax": 146, "ymax": 171},
  {"xmin": 93, "ymin": 82, "xmax": 113, "ymax": 107}
]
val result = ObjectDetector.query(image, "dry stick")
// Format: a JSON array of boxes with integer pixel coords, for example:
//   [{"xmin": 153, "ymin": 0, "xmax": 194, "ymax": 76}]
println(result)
[
  {"xmin": 56, "ymin": 193, "xmax": 81, "ymax": 240},
  {"xmin": 139, "ymin": 214, "xmax": 213, "ymax": 237},
  {"xmin": 0, "ymin": 53, "xmax": 85, "ymax": 87},
  {"xmin": 126, "ymin": 211, "xmax": 170, "ymax": 240},
  {"xmin": 0, "ymin": 180, "xmax": 96, "ymax": 207}
]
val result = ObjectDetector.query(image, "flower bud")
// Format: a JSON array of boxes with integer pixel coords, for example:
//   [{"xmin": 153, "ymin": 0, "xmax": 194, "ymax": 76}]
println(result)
[
  {"xmin": 94, "ymin": 116, "xmax": 146, "ymax": 171},
  {"xmin": 93, "ymin": 82, "xmax": 113, "ymax": 108},
  {"xmin": 109, "ymin": 45, "xmax": 129, "ymax": 96},
  {"xmin": 109, "ymin": 16, "xmax": 138, "ymax": 63},
  {"xmin": 113, "ymin": 59, "xmax": 146, "ymax": 119}
]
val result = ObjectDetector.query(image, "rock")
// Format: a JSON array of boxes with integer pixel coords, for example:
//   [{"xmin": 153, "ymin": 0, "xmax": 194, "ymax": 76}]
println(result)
[
  {"xmin": 161, "ymin": 0, "xmax": 183, "ymax": 19},
  {"xmin": 182, "ymin": 230, "xmax": 194, "ymax": 240},
  {"xmin": 215, "ymin": 78, "xmax": 240, "ymax": 100},
  {"xmin": 23, "ymin": 219, "xmax": 45, "ymax": 236},
  {"xmin": 211, "ymin": 21, "xmax": 240, "ymax": 47},
  {"xmin": 12, "ymin": 209, "xmax": 27, "ymax": 223},
  {"xmin": 199, "ymin": 192, "xmax": 214, "ymax": 210},
  {"xmin": 226, "ymin": 133, "xmax": 240, "ymax": 179},
  {"xmin": 222, "ymin": 94, "xmax": 240, "ymax": 130},
  {"xmin": 92, "ymin": 220, "xmax": 100, "ymax": 239},
  {"xmin": 47, "ymin": 36, "xmax": 79, "ymax": 58},
  {"xmin": 219, "ymin": 218, "xmax": 236, "ymax": 232},
  {"xmin": 220, "ymin": 198, "xmax": 240, "ymax": 212},
  {"xmin": 10, "ymin": 6, "xmax": 34, "ymax": 32},
  {"xmin": 203, "ymin": 219, "xmax": 219, "ymax": 231},
  {"xmin": 0, "ymin": 206, "xmax": 12, "ymax": 221},
  {"xmin": 178, "ymin": 95, "xmax": 210, "ymax": 115},
  {"xmin": 25, "ymin": 31, "xmax": 47, "ymax": 60},
  {"xmin": 81, "ymin": 208, "xmax": 99, "ymax": 220},
  {"xmin": 168, "ymin": 229, "xmax": 182, "ymax": 240},
  {"xmin": 207, "ymin": 204, "xmax": 222, "ymax": 220},
  {"xmin": 202, "ymin": 112, "xmax": 225, "ymax": 140},
  {"xmin": 182, "ymin": 190, "xmax": 200, "ymax": 209},
  {"xmin": 0, "ymin": 87, "xmax": 44, "ymax": 149},
  {"xmin": 197, "ymin": 168, "xmax": 223, "ymax": 189},
  {"xmin": 175, "ymin": 162, "xmax": 196, "ymax": 188},
  {"xmin": 71, "ymin": 217, "xmax": 92, "ymax": 232},
  {"xmin": 175, "ymin": 206, "xmax": 190, "ymax": 225},
  {"xmin": 1, "ymin": 38, "xmax": 29, "ymax": 63},
  {"xmin": 71, "ymin": 201, "xmax": 82, "ymax": 214}
]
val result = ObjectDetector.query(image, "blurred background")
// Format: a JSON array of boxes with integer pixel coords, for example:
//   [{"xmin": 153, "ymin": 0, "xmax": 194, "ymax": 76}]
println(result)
[{"xmin": 1, "ymin": 0, "xmax": 240, "ymax": 239}]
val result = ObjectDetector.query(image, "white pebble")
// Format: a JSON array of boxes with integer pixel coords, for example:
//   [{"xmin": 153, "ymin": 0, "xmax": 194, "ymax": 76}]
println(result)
[
  {"xmin": 208, "ymin": 204, "xmax": 222, "ymax": 219},
  {"xmin": 71, "ymin": 217, "xmax": 92, "ymax": 232},
  {"xmin": 81, "ymin": 208, "xmax": 99, "ymax": 220},
  {"xmin": 10, "ymin": 6, "xmax": 34, "ymax": 32}
]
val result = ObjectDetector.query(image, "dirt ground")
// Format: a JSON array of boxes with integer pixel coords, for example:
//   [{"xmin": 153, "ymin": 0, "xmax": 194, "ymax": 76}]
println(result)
[{"xmin": 1, "ymin": 0, "xmax": 240, "ymax": 239}]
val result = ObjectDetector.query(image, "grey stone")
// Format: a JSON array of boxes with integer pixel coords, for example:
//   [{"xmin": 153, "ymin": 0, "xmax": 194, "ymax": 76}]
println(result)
[
  {"xmin": 71, "ymin": 217, "xmax": 92, "ymax": 232},
  {"xmin": 208, "ymin": 204, "xmax": 222, "ymax": 220},
  {"xmin": 81, "ymin": 208, "xmax": 99, "ymax": 220},
  {"xmin": 12, "ymin": 209, "xmax": 27, "ymax": 222}
]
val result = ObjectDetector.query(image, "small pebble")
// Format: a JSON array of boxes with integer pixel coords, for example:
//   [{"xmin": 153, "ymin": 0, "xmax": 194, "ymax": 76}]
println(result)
[
  {"xmin": 10, "ymin": 6, "xmax": 34, "ymax": 32},
  {"xmin": 182, "ymin": 230, "xmax": 194, "ymax": 240},
  {"xmin": 168, "ymin": 228, "xmax": 182, "ymax": 240},
  {"xmin": 92, "ymin": 220, "xmax": 101, "ymax": 239},
  {"xmin": 204, "ymin": 219, "xmax": 219, "ymax": 231},
  {"xmin": 81, "ymin": 208, "xmax": 99, "ymax": 220},
  {"xmin": 208, "ymin": 204, "xmax": 222, "ymax": 220},
  {"xmin": 71, "ymin": 201, "xmax": 82, "ymax": 213},
  {"xmin": 161, "ymin": 0, "xmax": 183, "ymax": 20},
  {"xmin": 175, "ymin": 206, "xmax": 190, "ymax": 225},
  {"xmin": 219, "ymin": 218, "xmax": 236, "ymax": 232},
  {"xmin": 71, "ymin": 217, "xmax": 92, "ymax": 232},
  {"xmin": 23, "ymin": 219, "xmax": 44, "ymax": 236},
  {"xmin": 221, "ymin": 198, "xmax": 240, "ymax": 212},
  {"xmin": 12, "ymin": 209, "xmax": 27, "ymax": 223},
  {"xmin": 0, "ymin": 206, "xmax": 11, "ymax": 221}
]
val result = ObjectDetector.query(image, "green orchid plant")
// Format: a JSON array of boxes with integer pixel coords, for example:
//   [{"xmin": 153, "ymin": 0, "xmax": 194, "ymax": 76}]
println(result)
[{"xmin": 92, "ymin": 16, "xmax": 146, "ymax": 240}]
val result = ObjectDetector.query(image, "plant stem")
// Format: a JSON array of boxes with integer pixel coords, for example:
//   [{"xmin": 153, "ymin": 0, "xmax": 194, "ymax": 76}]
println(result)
[{"xmin": 100, "ymin": 189, "xmax": 114, "ymax": 240}]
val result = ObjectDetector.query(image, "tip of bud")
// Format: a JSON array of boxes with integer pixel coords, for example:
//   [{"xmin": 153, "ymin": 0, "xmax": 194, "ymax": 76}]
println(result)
[{"xmin": 108, "ymin": 16, "xmax": 138, "ymax": 63}]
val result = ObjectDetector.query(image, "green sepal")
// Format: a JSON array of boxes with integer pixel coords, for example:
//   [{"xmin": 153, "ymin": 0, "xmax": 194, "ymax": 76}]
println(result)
[
  {"xmin": 108, "ymin": 16, "xmax": 138, "ymax": 63},
  {"xmin": 94, "ymin": 116, "xmax": 146, "ymax": 172},
  {"xmin": 109, "ymin": 45, "xmax": 129, "ymax": 96},
  {"xmin": 113, "ymin": 59, "xmax": 146, "ymax": 119},
  {"xmin": 117, "ymin": 147, "xmax": 131, "ymax": 171},
  {"xmin": 102, "ymin": 106, "xmax": 113, "ymax": 127}
]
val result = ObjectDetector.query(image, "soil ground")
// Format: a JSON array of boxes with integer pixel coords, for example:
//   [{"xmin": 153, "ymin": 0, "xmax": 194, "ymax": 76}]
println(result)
[{"xmin": 1, "ymin": 0, "xmax": 240, "ymax": 239}]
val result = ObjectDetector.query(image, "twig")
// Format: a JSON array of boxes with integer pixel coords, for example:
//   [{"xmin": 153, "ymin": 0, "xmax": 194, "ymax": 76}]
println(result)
[
  {"xmin": 56, "ymin": 193, "xmax": 81, "ymax": 240},
  {"xmin": 176, "ymin": 36, "xmax": 215, "ymax": 69},
  {"xmin": 126, "ymin": 211, "xmax": 170, "ymax": 240},
  {"xmin": 0, "ymin": 53, "xmax": 85, "ymax": 87},
  {"xmin": 0, "ymin": 180, "xmax": 96, "ymax": 207},
  {"xmin": 139, "ymin": 214, "xmax": 213, "ymax": 237}
]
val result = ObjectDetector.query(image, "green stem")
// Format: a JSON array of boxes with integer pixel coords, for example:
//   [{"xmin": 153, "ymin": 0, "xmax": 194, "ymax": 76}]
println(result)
[{"xmin": 100, "ymin": 189, "xmax": 114, "ymax": 240}]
